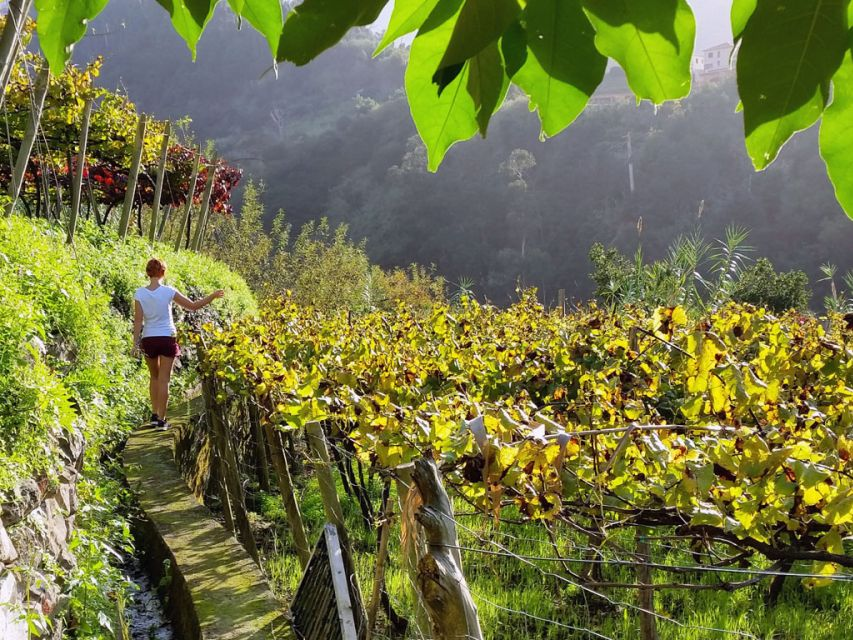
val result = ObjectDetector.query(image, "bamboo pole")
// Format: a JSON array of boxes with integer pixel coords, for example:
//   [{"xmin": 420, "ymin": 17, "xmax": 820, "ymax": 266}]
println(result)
[
  {"xmin": 173, "ymin": 148, "xmax": 200, "ymax": 251},
  {"xmin": 0, "ymin": 0, "xmax": 32, "ymax": 105},
  {"xmin": 148, "ymin": 121, "xmax": 170, "ymax": 242},
  {"xmin": 5, "ymin": 63, "xmax": 49, "ymax": 217},
  {"xmin": 118, "ymin": 114, "xmax": 147, "ymax": 239},
  {"xmin": 191, "ymin": 155, "xmax": 216, "ymax": 251},
  {"xmin": 66, "ymin": 98, "xmax": 92, "ymax": 243}
]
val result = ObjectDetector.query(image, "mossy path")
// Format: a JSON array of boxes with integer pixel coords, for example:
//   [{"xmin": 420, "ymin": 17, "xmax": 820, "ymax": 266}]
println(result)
[{"xmin": 124, "ymin": 409, "xmax": 294, "ymax": 640}]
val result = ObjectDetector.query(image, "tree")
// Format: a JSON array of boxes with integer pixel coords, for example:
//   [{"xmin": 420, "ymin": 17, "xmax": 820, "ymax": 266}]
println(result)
[{"xmin": 25, "ymin": 1, "xmax": 853, "ymax": 221}]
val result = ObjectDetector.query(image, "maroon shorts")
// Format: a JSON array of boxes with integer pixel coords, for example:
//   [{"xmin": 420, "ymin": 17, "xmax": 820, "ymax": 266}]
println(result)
[{"xmin": 140, "ymin": 336, "xmax": 181, "ymax": 359}]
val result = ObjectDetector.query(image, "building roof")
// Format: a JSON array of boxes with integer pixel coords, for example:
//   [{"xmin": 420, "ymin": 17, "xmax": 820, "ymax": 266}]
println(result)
[{"xmin": 704, "ymin": 42, "xmax": 734, "ymax": 52}]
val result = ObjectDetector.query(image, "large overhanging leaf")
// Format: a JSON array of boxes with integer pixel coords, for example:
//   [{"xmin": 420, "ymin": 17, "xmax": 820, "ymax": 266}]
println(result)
[
  {"xmin": 34, "ymin": 0, "xmax": 110, "ymax": 74},
  {"xmin": 434, "ymin": 0, "xmax": 521, "ymax": 80},
  {"xmin": 374, "ymin": 0, "xmax": 442, "ymax": 55},
  {"xmin": 737, "ymin": 0, "xmax": 848, "ymax": 171},
  {"xmin": 227, "ymin": 0, "xmax": 284, "ymax": 57},
  {"xmin": 467, "ymin": 41, "xmax": 509, "ymax": 136},
  {"xmin": 155, "ymin": 0, "xmax": 220, "ymax": 59},
  {"xmin": 277, "ymin": 0, "xmax": 389, "ymax": 65},
  {"xmin": 820, "ymin": 36, "xmax": 853, "ymax": 219},
  {"xmin": 513, "ymin": 0, "xmax": 606, "ymax": 138},
  {"xmin": 580, "ymin": 0, "xmax": 695, "ymax": 105},
  {"xmin": 730, "ymin": 0, "xmax": 757, "ymax": 42},
  {"xmin": 406, "ymin": 0, "xmax": 479, "ymax": 170}
]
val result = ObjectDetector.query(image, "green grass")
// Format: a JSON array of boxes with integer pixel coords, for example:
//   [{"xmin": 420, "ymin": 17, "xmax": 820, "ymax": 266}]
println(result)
[{"xmin": 257, "ymin": 463, "xmax": 853, "ymax": 640}]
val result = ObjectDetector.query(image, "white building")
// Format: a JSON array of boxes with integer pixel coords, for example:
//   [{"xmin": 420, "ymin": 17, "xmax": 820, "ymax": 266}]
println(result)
[{"xmin": 700, "ymin": 43, "xmax": 735, "ymax": 74}]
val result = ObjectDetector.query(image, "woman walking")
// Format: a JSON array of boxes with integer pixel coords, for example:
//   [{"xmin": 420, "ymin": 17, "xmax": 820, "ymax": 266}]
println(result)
[{"xmin": 132, "ymin": 258, "xmax": 223, "ymax": 429}]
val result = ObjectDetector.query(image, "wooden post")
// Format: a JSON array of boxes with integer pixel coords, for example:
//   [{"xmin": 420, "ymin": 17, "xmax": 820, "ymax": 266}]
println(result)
[
  {"xmin": 66, "ymin": 98, "xmax": 92, "ymax": 243},
  {"xmin": 557, "ymin": 288, "xmax": 566, "ymax": 315},
  {"xmin": 0, "ymin": 0, "xmax": 32, "ymax": 104},
  {"xmin": 248, "ymin": 402, "xmax": 271, "ymax": 492},
  {"xmin": 365, "ymin": 482, "xmax": 393, "ymax": 640},
  {"xmin": 174, "ymin": 148, "xmax": 200, "ymax": 251},
  {"xmin": 305, "ymin": 421, "xmax": 346, "ymax": 530},
  {"xmin": 5, "ymin": 64, "xmax": 49, "ymax": 216},
  {"xmin": 118, "ymin": 114, "xmax": 147, "ymax": 239},
  {"xmin": 148, "ymin": 121, "xmax": 170, "ymax": 242},
  {"xmin": 411, "ymin": 456, "xmax": 483, "ymax": 640},
  {"xmin": 637, "ymin": 529, "xmax": 659, "ymax": 640},
  {"xmin": 264, "ymin": 421, "xmax": 311, "ymax": 568},
  {"xmin": 209, "ymin": 379, "xmax": 260, "ymax": 563},
  {"xmin": 155, "ymin": 204, "xmax": 171, "ymax": 242},
  {"xmin": 202, "ymin": 378, "xmax": 235, "ymax": 533},
  {"xmin": 191, "ymin": 156, "xmax": 216, "ymax": 251},
  {"xmin": 305, "ymin": 420, "xmax": 368, "ymax": 627}
]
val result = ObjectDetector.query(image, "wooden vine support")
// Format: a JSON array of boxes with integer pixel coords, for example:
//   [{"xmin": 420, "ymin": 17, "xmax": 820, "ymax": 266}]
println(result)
[
  {"xmin": 202, "ymin": 375, "xmax": 260, "ymax": 563},
  {"xmin": 636, "ymin": 529, "xmax": 659, "ymax": 640},
  {"xmin": 263, "ymin": 415, "xmax": 311, "ymax": 568},
  {"xmin": 0, "ymin": 0, "xmax": 32, "ymax": 104},
  {"xmin": 174, "ymin": 148, "xmax": 200, "ymax": 251},
  {"xmin": 118, "ymin": 114, "xmax": 147, "ymax": 240},
  {"xmin": 365, "ymin": 480, "xmax": 394, "ymax": 640},
  {"xmin": 411, "ymin": 456, "xmax": 484, "ymax": 640},
  {"xmin": 5, "ymin": 63, "xmax": 49, "ymax": 217},
  {"xmin": 305, "ymin": 421, "xmax": 368, "ymax": 627},
  {"xmin": 149, "ymin": 121, "xmax": 171, "ymax": 242},
  {"xmin": 66, "ymin": 98, "xmax": 93, "ymax": 243},
  {"xmin": 191, "ymin": 155, "xmax": 216, "ymax": 251},
  {"xmin": 156, "ymin": 204, "xmax": 171, "ymax": 242}
]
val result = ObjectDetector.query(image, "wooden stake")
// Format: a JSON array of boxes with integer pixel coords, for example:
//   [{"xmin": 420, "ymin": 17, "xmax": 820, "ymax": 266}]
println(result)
[
  {"xmin": 149, "ymin": 121, "xmax": 170, "ymax": 243},
  {"xmin": 263, "ymin": 421, "xmax": 311, "ymax": 568},
  {"xmin": 365, "ymin": 481, "xmax": 394, "ymax": 640},
  {"xmin": 558, "ymin": 288, "xmax": 566, "ymax": 315},
  {"xmin": 207, "ymin": 376, "xmax": 260, "ymax": 563},
  {"xmin": 155, "ymin": 204, "xmax": 171, "ymax": 242},
  {"xmin": 637, "ymin": 529, "xmax": 659, "ymax": 640},
  {"xmin": 191, "ymin": 156, "xmax": 216, "ymax": 251},
  {"xmin": 67, "ymin": 98, "xmax": 93, "ymax": 243},
  {"xmin": 248, "ymin": 402, "xmax": 271, "ymax": 492},
  {"xmin": 174, "ymin": 148, "xmax": 200, "ymax": 251},
  {"xmin": 5, "ymin": 63, "xmax": 49, "ymax": 217},
  {"xmin": 118, "ymin": 114, "xmax": 147, "ymax": 240},
  {"xmin": 0, "ymin": 0, "xmax": 32, "ymax": 105},
  {"xmin": 411, "ymin": 456, "xmax": 483, "ymax": 640}
]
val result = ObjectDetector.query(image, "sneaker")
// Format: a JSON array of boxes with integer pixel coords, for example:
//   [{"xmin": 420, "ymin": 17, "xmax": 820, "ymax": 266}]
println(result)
[
  {"xmin": 149, "ymin": 413, "xmax": 160, "ymax": 425},
  {"xmin": 156, "ymin": 419, "xmax": 171, "ymax": 432}
]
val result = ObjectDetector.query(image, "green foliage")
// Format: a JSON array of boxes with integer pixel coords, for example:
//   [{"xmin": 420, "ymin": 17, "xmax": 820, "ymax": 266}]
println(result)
[
  {"xmin": 227, "ymin": 0, "xmax": 284, "ymax": 57},
  {"xmin": 206, "ymin": 180, "xmax": 445, "ymax": 312},
  {"xmin": 737, "ymin": 0, "xmax": 849, "ymax": 170},
  {"xmin": 580, "ymin": 0, "xmax": 695, "ymax": 104},
  {"xmin": 34, "ymin": 0, "xmax": 109, "ymax": 74},
  {"xmin": 154, "ymin": 0, "xmax": 218, "ymax": 59},
  {"xmin": 588, "ymin": 227, "xmax": 777, "ymax": 312},
  {"xmin": 820, "ymin": 48, "xmax": 853, "ymax": 221},
  {"xmin": 732, "ymin": 257, "xmax": 811, "ymax": 313}
]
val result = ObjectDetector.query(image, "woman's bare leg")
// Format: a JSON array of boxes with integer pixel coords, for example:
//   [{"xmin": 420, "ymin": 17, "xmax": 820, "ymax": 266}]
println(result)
[
  {"xmin": 156, "ymin": 356, "xmax": 176, "ymax": 420},
  {"xmin": 145, "ymin": 356, "xmax": 160, "ymax": 416}
]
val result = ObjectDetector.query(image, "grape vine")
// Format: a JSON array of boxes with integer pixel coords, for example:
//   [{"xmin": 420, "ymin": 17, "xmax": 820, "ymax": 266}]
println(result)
[{"xmin": 197, "ymin": 294, "xmax": 853, "ymax": 588}]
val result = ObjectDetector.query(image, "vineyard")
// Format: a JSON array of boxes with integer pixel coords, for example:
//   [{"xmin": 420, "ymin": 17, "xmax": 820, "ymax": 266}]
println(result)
[{"xmin": 191, "ymin": 293, "xmax": 853, "ymax": 638}]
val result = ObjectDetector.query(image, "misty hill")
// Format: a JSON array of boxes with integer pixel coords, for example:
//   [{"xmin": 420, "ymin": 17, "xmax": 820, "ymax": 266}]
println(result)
[{"xmin": 77, "ymin": 1, "xmax": 852, "ymax": 303}]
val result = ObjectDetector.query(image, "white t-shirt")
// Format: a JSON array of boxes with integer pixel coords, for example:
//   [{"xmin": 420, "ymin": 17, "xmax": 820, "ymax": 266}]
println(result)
[{"xmin": 134, "ymin": 285, "xmax": 179, "ymax": 338}]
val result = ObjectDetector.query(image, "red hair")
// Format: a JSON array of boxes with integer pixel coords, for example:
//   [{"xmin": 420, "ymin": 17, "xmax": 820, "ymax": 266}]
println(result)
[{"xmin": 146, "ymin": 258, "xmax": 166, "ymax": 278}]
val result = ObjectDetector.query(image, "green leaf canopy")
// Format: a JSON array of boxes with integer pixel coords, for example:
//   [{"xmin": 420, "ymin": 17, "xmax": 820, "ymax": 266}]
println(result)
[
  {"xmin": 580, "ymin": 0, "xmax": 695, "ymax": 104},
  {"xmin": 154, "ymin": 0, "xmax": 219, "ymax": 59},
  {"xmin": 35, "ymin": 0, "xmax": 110, "ymax": 74},
  {"xmin": 737, "ymin": 0, "xmax": 849, "ymax": 170},
  {"xmin": 513, "ymin": 0, "xmax": 606, "ymax": 138}
]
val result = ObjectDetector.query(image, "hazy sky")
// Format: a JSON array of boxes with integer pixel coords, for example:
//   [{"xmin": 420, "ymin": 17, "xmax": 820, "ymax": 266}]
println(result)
[{"xmin": 373, "ymin": 0, "xmax": 735, "ymax": 50}]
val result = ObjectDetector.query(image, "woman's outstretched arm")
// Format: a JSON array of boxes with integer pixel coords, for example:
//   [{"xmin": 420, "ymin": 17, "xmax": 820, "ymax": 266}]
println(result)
[{"xmin": 173, "ymin": 289, "xmax": 225, "ymax": 312}]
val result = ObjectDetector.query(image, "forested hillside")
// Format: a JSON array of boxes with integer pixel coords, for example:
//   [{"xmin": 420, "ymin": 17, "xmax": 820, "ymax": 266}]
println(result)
[{"xmin": 76, "ymin": 1, "xmax": 852, "ymax": 303}]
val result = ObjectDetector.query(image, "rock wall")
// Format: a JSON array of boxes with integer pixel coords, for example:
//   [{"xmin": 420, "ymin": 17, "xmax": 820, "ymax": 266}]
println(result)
[{"xmin": 0, "ymin": 428, "xmax": 85, "ymax": 639}]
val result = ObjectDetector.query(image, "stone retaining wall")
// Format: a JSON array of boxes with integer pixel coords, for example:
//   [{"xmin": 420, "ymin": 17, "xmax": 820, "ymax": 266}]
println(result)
[{"xmin": 0, "ymin": 428, "xmax": 85, "ymax": 639}]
